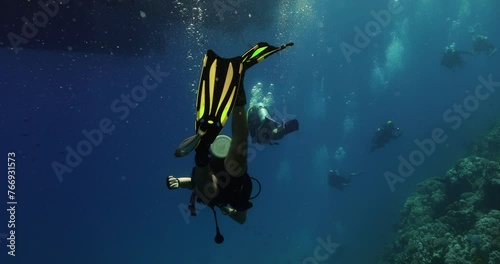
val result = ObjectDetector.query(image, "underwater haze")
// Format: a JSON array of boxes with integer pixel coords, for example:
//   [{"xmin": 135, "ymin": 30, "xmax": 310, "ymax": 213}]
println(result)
[{"xmin": 1, "ymin": 0, "xmax": 500, "ymax": 263}]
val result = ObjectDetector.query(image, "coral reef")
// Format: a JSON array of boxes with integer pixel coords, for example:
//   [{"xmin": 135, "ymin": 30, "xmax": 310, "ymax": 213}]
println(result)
[
  {"xmin": 380, "ymin": 123, "xmax": 500, "ymax": 264},
  {"xmin": 468, "ymin": 121, "xmax": 500, "ymax": 162}
]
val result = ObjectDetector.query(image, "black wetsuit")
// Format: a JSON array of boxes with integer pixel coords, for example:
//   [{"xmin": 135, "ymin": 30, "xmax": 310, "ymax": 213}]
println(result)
[
  {"xmin": 473, "ymin": 36, "xmax": 495, "ymax": 55},
  {"xmin": 328, "ymin": 171, "xmax": 351, "ymax": 190},
  {"xmin": 441, "ymin": 50, "xmax": 468, "ymax": 69},
  {"xmin": 371, "ymin": 124, "xmax": 402, "ymax": 150},
  {"xmin": 196, "ymin": 157, "xmax": 253, "ymax": 211}
]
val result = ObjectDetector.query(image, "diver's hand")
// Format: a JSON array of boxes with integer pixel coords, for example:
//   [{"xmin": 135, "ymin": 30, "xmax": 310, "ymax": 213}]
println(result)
[{"xmin": 167, "ymin": 176, "xmax": 180, "ymax": 190}]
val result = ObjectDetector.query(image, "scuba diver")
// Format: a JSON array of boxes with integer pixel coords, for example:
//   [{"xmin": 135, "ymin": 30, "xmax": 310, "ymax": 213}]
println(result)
[
  {"xmin": 370, "ymin": 120, "xmax": 403, "ymax": 151},
  {"xmin": 440, "ymin": 42, "xmax": 473, "ymax": 70},
  {"xmin": 328, "ymin": 169, "xmax": 363, "ymax": 191},
  {"xmin": 247, "ymin": 102, "xmax": 299, "ymax": 144},
  {"xmin": 469, "ymin": 23, "xmax": 496, "ymax": 57},
  {"xmin": 168, "ymin": 42, "xmax": 294, "ymax": 244}
]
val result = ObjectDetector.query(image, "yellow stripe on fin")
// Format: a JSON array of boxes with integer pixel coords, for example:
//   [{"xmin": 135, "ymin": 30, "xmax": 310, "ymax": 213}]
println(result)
[
  {"xmin": 220, "ymin": 85, "xmax": 236, "ymax": 126},
  {"xmin": 216, "ymin": 62, "xmax": 234, "ymax": 120},
  {"xmin": 208, "ymin": 59, "xmax": 217, "ymax": 115},
  {"xmin": 197, "ymin": 80, "xmax": 206, "ymax": 120},
  {"xmin": 250, "ymin": 46, "xmax": 268, "ymax": 60}
]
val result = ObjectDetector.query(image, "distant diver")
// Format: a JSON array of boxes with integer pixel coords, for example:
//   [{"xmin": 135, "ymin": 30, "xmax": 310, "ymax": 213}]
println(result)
[
  {"xmin": 247, "ymin": 102, "xmax": 299, "ymax": 145},
  {"xmin": 441, "ymin": 42, "xmax": 473, "ymax": 70},
  {"xmin": 371, "ymin": 120, "xmax": 402, "ymax": 151},
  {"xmin": 168, "ymin": 42, "xmax": 294, "ymax": 244},
  {"xmin": 469, "ymin": 23, "xmax": 497, "ymax": 57},
  {"xmin": 328, "ymin": 169, "xmax": 363, "ymax": 191}
]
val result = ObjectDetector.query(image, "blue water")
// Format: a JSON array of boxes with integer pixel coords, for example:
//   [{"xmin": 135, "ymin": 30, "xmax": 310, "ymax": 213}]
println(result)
[{"xmin": 1, "ymin": 0, "xmax": 499, "ymax": 263}]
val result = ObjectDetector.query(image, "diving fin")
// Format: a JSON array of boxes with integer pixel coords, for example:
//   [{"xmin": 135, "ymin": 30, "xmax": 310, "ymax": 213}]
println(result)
[
  {"xmin": 174, "ymin": 50, "xmax": 242, "ymax": 158},
  {"xmin": 194, "ymin": 42, "xmax": 295, "ymax": 139},
  {"xmin": 174, "ymin": 134, "xmax": 201, "ymax": 157},
  {"xmin": 241, "ymin": 42, "xmax": 294, "ymax": 70},
  {"xmin": 194, "ymin": 50, "xmax": 243, "ymax": 146},
  {"xmin": 282, "ymin": 119, "xmax": 299, "ymax": 135},
  {"xmin": 271, "ymin": 119, "xmax": 299, "ymax": 141}
]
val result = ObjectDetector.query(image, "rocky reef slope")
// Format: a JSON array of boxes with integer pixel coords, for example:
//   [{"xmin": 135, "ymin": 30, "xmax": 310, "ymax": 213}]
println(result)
[{"xmin": 380, "ymin": 124, "xmax": 500, "ymax": 264}]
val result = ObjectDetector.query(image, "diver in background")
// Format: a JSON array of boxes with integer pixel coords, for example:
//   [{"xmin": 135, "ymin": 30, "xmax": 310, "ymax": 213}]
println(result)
[
  {"xmin": 328, "ymin": 169, "xmax": 363, "ymax": 191},
  {"xmin": 441, "ymin": 42, "xmax": 473, "ymax": 70},
  {"xmin": 247, "ymin": 102, "xmax": 299, "ymax": 144},
  {"xmin": 371, "ymin": 120, "xmax": 403, "ymax": 151},
  {"xmin": 469, "ymin": 23, "xmax": 496, "ymax": 57}
]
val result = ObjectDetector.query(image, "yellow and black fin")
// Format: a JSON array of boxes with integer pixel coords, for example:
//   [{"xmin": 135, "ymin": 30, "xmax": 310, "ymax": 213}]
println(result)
[
  {"xmin": 240, "ymin": 42, "xmax": 294, "ymax": 70},
  {"xmin": 195, "ymin": 50, "xmax": 243, "ymax": 146}
]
